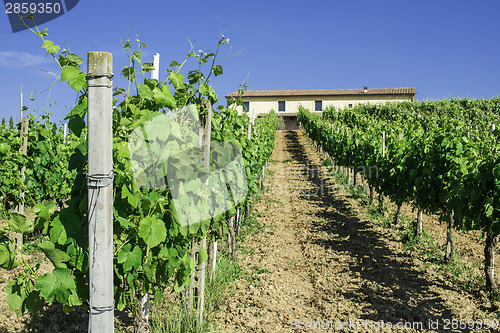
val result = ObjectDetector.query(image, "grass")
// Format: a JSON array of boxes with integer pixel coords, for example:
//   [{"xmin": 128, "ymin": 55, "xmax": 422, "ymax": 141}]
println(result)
[
  {"xmin": 149, "ymin": 249, "xmax": 241, "ymax": 333},
  {"xmin": 237, "ymin": 212, "xmax": 264, "ymax": 243},
  {"xmin": 253, "ymin": 266, "xmax": 271, "ymax": 275},
  {"xmin": 396, "ymin": 218, "xmax": 486, "ymax": 292},
  {"xmin": 265, "ymin": 168, "xmax": 275, "ymax": 176},
  {"xmin": 321, "ymin": 158, "xmax": 333, "ymax": 167}
]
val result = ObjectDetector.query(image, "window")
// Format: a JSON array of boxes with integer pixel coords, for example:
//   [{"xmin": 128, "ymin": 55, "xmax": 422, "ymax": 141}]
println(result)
[
  {"xmin": 243, "ymin": 102, "xmax": 249, "ymax": 112},
  {"xmin": 348, "ymin": 103, "xmax": 353, "ymax": 108},
  {"xmin": 278, "ymin": 101, "xmax": 285, "ymax": 112},
  {"xmin": 315, "ymin": 100, "xmax": 322, "ymax": 111}
]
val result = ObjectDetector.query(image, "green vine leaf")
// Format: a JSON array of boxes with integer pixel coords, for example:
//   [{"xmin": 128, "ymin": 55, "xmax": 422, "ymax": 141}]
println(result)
[
  {"xmin": 122, "ymin": 66, "xmax": 136, "ymax": 82},
  {"xmin": 42, "ymin": 40, "xmax": 59, "ymax": 55},
  {"xmin": 139, "ymin": 84, "xmax": 154, "ymax": 101},
  {"xmin": 141, "ymin": 62, "xmax": 155, "ymax": 72},
  {"xmin": 198, "ymin": 247, "xmax": 208, "ymax": 265},
  {"xmin": 0, "ymin": 239, "xmax": 19, "ymax": 270},
  {"xmin": 0, "ymin": 142, "xmax": 11, "ymax": 155},
  {"xmin": 37, "ymin": 242, "xmax": 71, "ymax": 268},
  {"xmin": 138, "ymin": 216, "xmax": 167, "ymax": 248},
  {"xmin": 117, "ymin": 244, "xmax": 142, "ymax": 271},
  {"xmin": 213, "ymin": 64, "xmax": 223, "ymax": 76},
  {"xmin": 6, "ymin": 293, "xmax": 22, "ymax": 312},
  {"xmin": 66, "ymin": 96, "xmax": 88, "ymax": 118},
  {"xmin": 8, "ymin": 213, "xmax": 33, "ymax": 234},
  {"xmin": 36, "ymin": 268, "xmax": 77, "ymax": 304},
  {"xmin": 61, "ymin": 66, "xmax": 86, "ymax": 92},
  {"xmin": 121, "ymin": 184, "xmax": 139, "ymax": 208},
  {"xmin": 168, "ymin": 72, "xmax": 184, "ymax": 90},
  {"xmin": 153, "ymin": 85, "xmax": 176, "ymax": 109}
]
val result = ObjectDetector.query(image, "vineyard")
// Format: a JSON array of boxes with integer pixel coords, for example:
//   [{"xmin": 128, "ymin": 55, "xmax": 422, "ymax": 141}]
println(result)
[
  {"xmin": 297, "ymin": 99, "xmax": 500, "ymax": 293},
  {"xmin": 1, "ymin": 20, "xmax": 500, "ymax": 333},
  {"xmin": 0, "ymin": 22, "xmax": 278, "ymax": 332},
  {"xmin": 211, "ymin": 129, "xmax": 500, "ymax": 332}
]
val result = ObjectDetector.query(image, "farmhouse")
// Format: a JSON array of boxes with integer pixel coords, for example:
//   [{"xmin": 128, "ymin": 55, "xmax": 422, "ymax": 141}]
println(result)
[{"xmin": 226, "ymin": 87, "xmax": 416, "ymax": 130}]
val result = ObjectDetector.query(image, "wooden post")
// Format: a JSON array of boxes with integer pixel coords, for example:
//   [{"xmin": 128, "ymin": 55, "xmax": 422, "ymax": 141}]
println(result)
[
  {"xmin": 20, "ymin": 84, "xmax": 23, "ymax": 120},
  {"xmin": 13, "ymin": 84, "xmax": 27, "ymax": 253},
  {"xmin": 197, "ymin": 100, "xmax": 211, "ymax": 323},
  {"xmin": 379, "ymin": 131, "xmax": 386, "ymax": 214},
  {"xmin": 187, "ymin": 100, "xmax": 211, "ymax": 323},
  {"xmin": 485, "ymin": 233, "xmax": 500, "ymax": 293},
  {"xmin": 353, "ymin": 163, "xmax": 357, "ymax": 188},
  {"xmin": 484, "ymin": 124, "xmax": 498, "ymax": 293},
  {"xmin": 13, "ymin": 118, "xmax": 28, "ymax": 253},
  {"xmin": 135, "ymin": 51, "xmax": 158, "ymax": 330},
  {"xmin": 228, "ymin": 216, "xmax": 235, "ymax": 258},
  {"xmin": 416, "ymin": 208, "xmax": 423, "ymax": 238},
  {"xmin": 360, "ymin": 173, "xmax": 365, "ymax": 192},
  {"xmin": 394, "ymin": 203, "xmax": 402, "ymax": 225},
  {"xmin": 235, "ymin": 208, "xmax": 241, "ymax": 237},
  {"xmin": 444, "ymin": 210, "xmax": 455, "ymax": 262},
  {"xmin": 369, "ymin": 185, "xmax": 375, "ymax": 204},
  {"xmin": 247, "ymin": 109, "xmax": 252, "ymax": 141},
  {"xmin": 87, "ymin": 52, "xmax": 114, "ymax": 333}
]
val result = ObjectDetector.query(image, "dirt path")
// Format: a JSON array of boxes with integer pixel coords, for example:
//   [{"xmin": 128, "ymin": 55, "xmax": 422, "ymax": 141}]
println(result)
[{"xmin": 213, "ymin": 130, "xmax": 499, "ymax": 333}]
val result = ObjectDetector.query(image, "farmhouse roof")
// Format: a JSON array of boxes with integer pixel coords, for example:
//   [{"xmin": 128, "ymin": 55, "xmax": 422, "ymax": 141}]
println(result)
[{"xmin": 226, "ymin": 88, "xmax": 415, "ymax": 98}]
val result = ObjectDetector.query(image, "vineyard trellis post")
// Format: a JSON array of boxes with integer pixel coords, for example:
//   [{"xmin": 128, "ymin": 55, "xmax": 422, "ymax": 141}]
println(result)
[
  {"xmin": 132, "ymin": 51, "xmax": 163, "ymax": 333},
  {"xmin": 485, "ymin": 123, "xmax": 499, "ymax": 293},
  {"xmin": 379, "ymin": 130, "xmax": 385, "ymax": 214},
  {"xmin": 86, "ymin": 51, "xmax": 114, "ymax": 333},
  {"xmin": 247, "ymin": 108, "xmax": 253, "ymax": 140},
  {"xmin": 444, "ymin": 210, "xmax": 455, "ymax": 262},
  {"xmin": 13, "ymin": 85, "xmax": 28, "ymax": 253},
  {"xmin": 416, "ymin": 207, "xmax": 423, "ymax": 238},
  {"xmin": 196, "ymin": 99, "xmax": 212, "ymax": 323},
  {"xmin": 151, "ymin": 53, "xmax": 160, "ymax": 80},
  {"xmin": 185, "ymin": 100, "xmax": 212, "ymax": 324},
  {"xmin": 63, "ymin": 122, "xmax": 68, "ymax": 142}
]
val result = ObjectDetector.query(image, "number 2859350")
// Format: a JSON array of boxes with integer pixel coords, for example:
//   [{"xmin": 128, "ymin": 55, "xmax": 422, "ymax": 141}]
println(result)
[{"xmin": 5, "ymin": 2, "xmax": 62, "ymax": 14}]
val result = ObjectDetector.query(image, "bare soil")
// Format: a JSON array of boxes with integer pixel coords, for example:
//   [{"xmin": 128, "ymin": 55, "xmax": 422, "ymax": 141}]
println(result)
[{"xmin": 213, "ymin": 130, "xmax": 500, "ymax": 332}]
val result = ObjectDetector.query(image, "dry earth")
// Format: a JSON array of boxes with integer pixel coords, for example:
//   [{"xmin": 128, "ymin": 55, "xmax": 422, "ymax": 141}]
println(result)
[{"xmin": 213, "ymin": 130, "xmax": 500, "ymax": 333}]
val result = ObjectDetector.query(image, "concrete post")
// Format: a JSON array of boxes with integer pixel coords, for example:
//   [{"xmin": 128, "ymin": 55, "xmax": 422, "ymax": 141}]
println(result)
[
  {"xmin": 151, "ymin": 53, "xmax": 160, "ymax": 80},
  {"xmin": 87, "ymin": 52, "xmax": 114, "ymax": 333}
]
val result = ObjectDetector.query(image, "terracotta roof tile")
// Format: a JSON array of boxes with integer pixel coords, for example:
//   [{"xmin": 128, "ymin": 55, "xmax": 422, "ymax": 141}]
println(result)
[{"xmin": 226, "ymin": 88, "xmax": 415, "ymax": 98}]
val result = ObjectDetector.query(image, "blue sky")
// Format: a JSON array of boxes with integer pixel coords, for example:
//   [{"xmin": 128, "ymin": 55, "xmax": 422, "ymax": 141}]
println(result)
[{"xmin": 1, "ymin": 0, "xmax": 499, "ymax": 124}]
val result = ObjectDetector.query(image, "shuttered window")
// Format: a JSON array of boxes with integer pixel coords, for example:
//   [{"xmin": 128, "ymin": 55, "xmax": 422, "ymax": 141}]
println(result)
[
  {"xmin": 278, "ymin": 101, "xmax": 285, "ymax": 112},
  {"xmin": 315, "ymin": 101, "xmax": 322, "ymax": 111}
]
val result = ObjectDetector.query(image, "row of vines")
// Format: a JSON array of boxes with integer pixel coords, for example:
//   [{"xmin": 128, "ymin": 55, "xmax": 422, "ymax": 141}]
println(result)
[
  {"xmin": 0, "ymin": 114, "xmax": 78, "ymax": 213},
  {"xmin": 297, "ymin": 99, "xmax": 500, "ymax": 293},
  {"xmin": 0, "ymin": 19, "xmax": 277, "ymax": 331}
]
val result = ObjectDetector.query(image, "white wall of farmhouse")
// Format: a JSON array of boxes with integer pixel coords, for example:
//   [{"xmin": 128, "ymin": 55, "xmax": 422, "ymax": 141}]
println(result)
[
  {"xmin": 322, "ymin": 94, "xmax": 412, "ymax": 110},
  {"xmin": 231, "ymin": 94, "xmax": 413, "ymax": 116}
]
